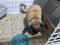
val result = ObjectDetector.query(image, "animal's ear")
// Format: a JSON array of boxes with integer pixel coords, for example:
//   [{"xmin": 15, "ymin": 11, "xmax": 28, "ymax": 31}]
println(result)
[
  {"xmin": 39, "ymin": 20, "xmax": 44, "ymax": 27},
  {"xmin": 40, "ymin": 22, "xmax": 48, "ymax": 29},
  {"xmin": 28, "ymin": 22, "xmax": 32, "ymax": 26},
  {"xmin": 23, "ymin": 24, "xmax": 29, "ymax": 33}
]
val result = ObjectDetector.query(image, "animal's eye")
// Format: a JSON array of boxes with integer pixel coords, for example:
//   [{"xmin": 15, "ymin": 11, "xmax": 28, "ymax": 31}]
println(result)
[{"xmin": 28, "ymin": 22, "xmax": 31, "ymax": 25}]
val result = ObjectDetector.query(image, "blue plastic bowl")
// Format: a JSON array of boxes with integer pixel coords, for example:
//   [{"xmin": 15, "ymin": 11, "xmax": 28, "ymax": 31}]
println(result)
[{"xmin": 11, "ymin": 34, "xmax": 29, "ymax": 45}]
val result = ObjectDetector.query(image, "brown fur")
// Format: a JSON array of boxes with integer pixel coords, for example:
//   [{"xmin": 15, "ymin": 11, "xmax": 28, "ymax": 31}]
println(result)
[{"xmin": 26, "ymin": 4, "xmax": 42, "ymax": 21}]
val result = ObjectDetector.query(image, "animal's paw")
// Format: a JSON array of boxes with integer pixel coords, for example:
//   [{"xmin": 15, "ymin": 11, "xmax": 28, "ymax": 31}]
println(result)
[{"xmin": 23, "ymin": 30, "xmax": 26, "ymax": 33}]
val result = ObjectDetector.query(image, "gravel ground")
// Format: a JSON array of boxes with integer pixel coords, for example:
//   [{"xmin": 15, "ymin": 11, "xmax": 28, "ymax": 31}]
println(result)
[
  {"xmin": 0, "ymin": 13, "xmax": 45, "ymax": 45},
  {"xmin": 0, "ymin": 13, "xmax": 25, "ymax": 42}
]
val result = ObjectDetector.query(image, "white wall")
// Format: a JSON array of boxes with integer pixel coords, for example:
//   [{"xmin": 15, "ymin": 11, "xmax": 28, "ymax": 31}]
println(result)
[{"xmin": 0, "ymin": 0, "xmax": 34, "ymax": 13}]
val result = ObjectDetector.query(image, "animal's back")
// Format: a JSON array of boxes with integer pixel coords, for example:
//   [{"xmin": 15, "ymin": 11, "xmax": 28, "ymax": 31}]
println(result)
[{"xmin": 26, "ymin": 4, "xmax": 42, "ymax": 21}]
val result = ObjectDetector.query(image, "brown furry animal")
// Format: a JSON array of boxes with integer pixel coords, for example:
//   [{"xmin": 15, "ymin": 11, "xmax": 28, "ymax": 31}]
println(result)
[{"xmin": 23, "ymin": 4, "xmax": 48, "ymax": 35}]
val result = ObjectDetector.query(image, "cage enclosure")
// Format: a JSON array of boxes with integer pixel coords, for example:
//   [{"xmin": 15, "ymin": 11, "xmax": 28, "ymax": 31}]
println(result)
[{"xmin": 44, "ymin": 0, "xmax": 60, "ymax": 27}]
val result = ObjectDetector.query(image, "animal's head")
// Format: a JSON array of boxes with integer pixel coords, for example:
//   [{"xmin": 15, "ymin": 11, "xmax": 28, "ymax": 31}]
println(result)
[
  {"xmin": 27, "ymin": 19, "xmax": 48, "ymax": 35},
  {"xmin": 28, "ymin": 19, "xmax": 41, "ymax": 32}
]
